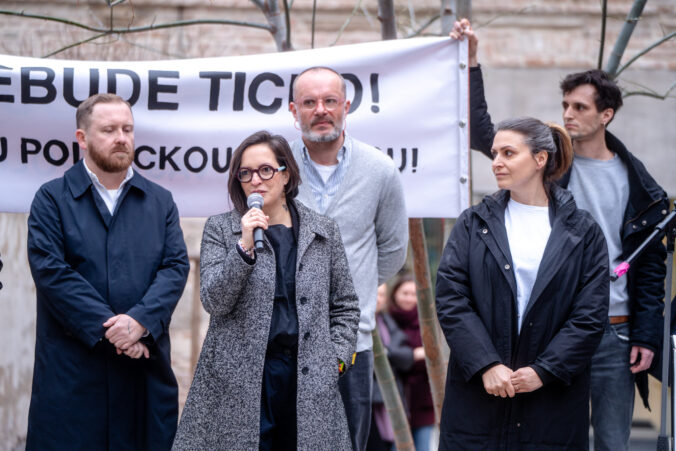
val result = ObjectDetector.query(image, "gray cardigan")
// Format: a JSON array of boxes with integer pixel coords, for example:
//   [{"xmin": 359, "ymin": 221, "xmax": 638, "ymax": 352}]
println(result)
[
  {"xmin": 172, "ymin": 201, "xmax": 359, "ymax": 450},
  {"xmin": 292, "ymin": 134, "xmax": 409, "ymax": 352}
]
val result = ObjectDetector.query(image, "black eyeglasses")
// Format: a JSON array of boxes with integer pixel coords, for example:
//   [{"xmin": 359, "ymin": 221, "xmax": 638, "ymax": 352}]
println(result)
[{"xmin": 237, "ymin": 164, "xmax": 286, "ymax": 183}]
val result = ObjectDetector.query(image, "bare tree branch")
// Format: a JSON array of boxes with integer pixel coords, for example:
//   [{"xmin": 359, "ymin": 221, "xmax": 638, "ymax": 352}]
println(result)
[
  {"xmin": 623, "ymin": 80, "xmax": 676, "ymax": 99},
  {"xmin": 282, "ymin": 0, "xmax": 291, "ymax": 51},
  {"xmin": 377, "ymin": 0, "xmax": 397, "ymax": 40},
  {"xmin": 440, "ymin": 0, "xmax": 455, "ymax": 35},
  {"xmin": 43, "ymin": 32, "xmax": 112, "ymax": 58},
  {"xmin": 620, "ymin": 77, "xmax": 676, "ymax": 100},
  {"xmin": 0, "ymin": 10, "xmax": 272, "ymax": 34},
  {"xmin": 597, "ymin": 0, "xmax": 607, "ymax": 70},
  {"xmin": 331, "ymin": 0, "xmax": 364, "ymax": 46},
  {"xmin": 250, "ymin": 0, "xmax": 292, "ymax": 51},
  {"xmin": 604, "ymin": 0, "xmax": 647, "ymax": 76},
  {"xmin": 311, "ymin": 0, "xmax": 318, "ymax": 49},
  {"xmin": 406, "ymin": 14, "xmax": 441, "ymax": 39},
  {"xmin": 615, "ymin": 31, "xmax": 676, "ymax": 78}
]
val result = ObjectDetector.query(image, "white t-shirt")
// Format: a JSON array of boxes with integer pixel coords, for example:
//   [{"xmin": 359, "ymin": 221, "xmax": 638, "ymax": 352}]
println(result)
[
  {"xmin": 308, "ymin": 158, "xmax": 338, "ymax": 184},
  {"xmin": 505, "ymin": 198, "xmax": 551, "ymax": 333}
]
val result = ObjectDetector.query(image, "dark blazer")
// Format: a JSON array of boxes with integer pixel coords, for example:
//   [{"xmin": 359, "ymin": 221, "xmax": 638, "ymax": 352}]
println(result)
[
  {"xmin": 172, "ymin": 201, "xmax": 360, "ymax": 451},
  {"xmin": 436, "ymin": 185, "xmax": 609, "ymax": 450},
  {"xmin": 26, "ymin": 160, "xmax": 190, "ymax": 451}
]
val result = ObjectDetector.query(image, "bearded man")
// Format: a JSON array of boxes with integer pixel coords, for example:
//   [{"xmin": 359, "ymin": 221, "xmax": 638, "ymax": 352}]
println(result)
[
  {"xmin": 289, "ymin": 67, "xmax": 408, "ymax": 451},
  {"xmin": 26, "ymin": 93, "xmax": 189, "ymax": 450}
]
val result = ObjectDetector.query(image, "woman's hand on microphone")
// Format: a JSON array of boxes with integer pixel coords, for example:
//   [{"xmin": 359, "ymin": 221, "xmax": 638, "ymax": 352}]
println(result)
[
  {"xmin": 482, "ymin": 364, "xmax": 515, "ymax": 398},
  {"xmin": 240, "ymin": 208, "xmax": 269, "ymax": 249}
]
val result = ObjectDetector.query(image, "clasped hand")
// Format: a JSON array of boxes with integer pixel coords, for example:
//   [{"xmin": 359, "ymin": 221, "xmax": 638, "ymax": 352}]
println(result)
[
  {"xmin": 103, "ymin": 314, "xmax": 149, "ymax": 359},
  {"xmin": 482, "ymin": 364, "xmax": 543, "ymax": 398}
]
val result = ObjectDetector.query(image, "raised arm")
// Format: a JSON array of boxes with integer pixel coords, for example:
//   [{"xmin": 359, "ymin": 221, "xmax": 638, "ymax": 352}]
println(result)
[{"xmin": 450, "ymin": 19, "xmax": 495, "ymax": 158}]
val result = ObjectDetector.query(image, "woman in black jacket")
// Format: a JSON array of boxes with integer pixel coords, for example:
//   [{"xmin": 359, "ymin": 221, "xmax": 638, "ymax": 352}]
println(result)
[{"xmin": 436, "ymin": 117, "xmax": 609, "ymax": 450}]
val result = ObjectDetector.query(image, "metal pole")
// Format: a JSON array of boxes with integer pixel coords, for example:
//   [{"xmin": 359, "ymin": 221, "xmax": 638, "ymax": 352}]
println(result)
[{"xmin": 657, "ymin": 206, "xmax": 676, "ymax": 451}]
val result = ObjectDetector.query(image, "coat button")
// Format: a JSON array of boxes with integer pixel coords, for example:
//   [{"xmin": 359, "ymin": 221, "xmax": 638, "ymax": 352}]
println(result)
[
  {"xmin": 641, "ymin": 220, "xmax": 647, "ymax": 226},
  {"xmin": 632, "ymin": 225, "xmax": 637, "ymax": 230},
  {"xmin": 304, "ymin": 332, "xmax": 310, "ymax": 340},
  {"xmin": 302, "ymin": 367, "xmax": 309, "ymax": 375},
  {"xmin": 482, "ymin": 228, "xmax": 488, "ymax": 234},
  {"xmin": 300, "ymin": 297, "xmax": 307, "ymax": 305},
  {"xmin": 516, "ymin": 422, "xmax": 521, "ymax": 428},
  {"xmin": 504, "ymin": 264, "xmax": 510, "ymax": 270},
  {"xmin": 663, "ymin": 210, "xmax": 668, "ymax": 215},
  {"xmin": 529, "ymin": 322, "xmax": 533, "ymax": 327}
]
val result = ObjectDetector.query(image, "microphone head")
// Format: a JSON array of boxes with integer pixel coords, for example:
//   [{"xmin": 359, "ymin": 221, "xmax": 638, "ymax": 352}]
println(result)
[{"xmin": 247, "ymin": 193, "xmax": 264, "ymax": 209}]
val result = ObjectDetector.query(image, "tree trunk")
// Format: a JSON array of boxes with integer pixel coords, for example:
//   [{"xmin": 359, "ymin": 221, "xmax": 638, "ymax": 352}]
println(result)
[
  {"xmin": 372, "ymin": 327, "xmax": 415, "ymax": 450},
  {"xmin": 251, "ymin": 0, "xmax": 292, "ymax": 51},
  {"xmin": 409, "ymin": 218, "xmax": 449, "ymax": 423},
  {"xmin": 377, "ymin": 0, "xmax": 397, "ymax": 40},
  {"xmin": 604, "ymin": 0, "xmax": 647, "ymax": 76}
]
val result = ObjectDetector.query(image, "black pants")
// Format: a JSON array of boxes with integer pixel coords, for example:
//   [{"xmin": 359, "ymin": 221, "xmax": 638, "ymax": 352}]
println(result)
[{"xmin": 259, "ymin": 351, "xmax": 297, "ymax": 451}]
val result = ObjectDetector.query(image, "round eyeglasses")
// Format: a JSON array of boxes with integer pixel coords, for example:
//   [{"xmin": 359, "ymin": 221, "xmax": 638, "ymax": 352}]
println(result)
[
  {"xmin": 298, "ymin": 97, "xmax": 345, "ymax": 111},
  {"xmin": 236, "ymin": 164, "xmax": 286, "ymax": 183}
]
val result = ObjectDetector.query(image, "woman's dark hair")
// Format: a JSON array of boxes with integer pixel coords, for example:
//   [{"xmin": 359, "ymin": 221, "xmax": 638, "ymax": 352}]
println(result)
[
  {"xmin": 228, "ymin": 131, "xmax": 301, "ymax": 214},
  {"xmin": 560, "ymin": 69, "xmax": 623, "ymax": 123},
  {"xmin": 388, "ymin": 272, "xmax": 416, "ymax": 310},
  {"xmin": 495, "ymin": 117, "xmax": 573, "ymax": 183}
]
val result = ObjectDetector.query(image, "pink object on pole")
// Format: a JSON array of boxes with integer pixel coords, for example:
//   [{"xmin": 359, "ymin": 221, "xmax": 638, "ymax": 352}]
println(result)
[{"xmin": 614, "ymin": 262, "xmax": 630, "ymax": 278}]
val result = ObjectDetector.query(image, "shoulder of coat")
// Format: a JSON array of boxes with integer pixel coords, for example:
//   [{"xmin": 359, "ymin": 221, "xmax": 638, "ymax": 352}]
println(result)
[{"xmin": 295, "ymin": 201, "xmax": 335, "ymax": 239}]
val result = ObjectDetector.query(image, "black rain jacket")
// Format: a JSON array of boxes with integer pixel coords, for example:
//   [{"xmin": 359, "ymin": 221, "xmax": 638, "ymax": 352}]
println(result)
[
  {"xmin": 469, "ymin": 66, "xmax": 669, "ymax": 406},
  {"xmin": 436, "ymin": 185, "xmax": 609, "ymax": 450}
]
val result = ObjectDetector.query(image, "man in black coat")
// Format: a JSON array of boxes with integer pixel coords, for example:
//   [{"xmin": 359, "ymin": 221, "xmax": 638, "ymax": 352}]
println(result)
[
  {"xmin": 26, "ymin": 93, "xmax": 190, "ymax": 450},
  {"xmin": 451, "ymin": 20, "xmax": 668, "ymax": 451}
]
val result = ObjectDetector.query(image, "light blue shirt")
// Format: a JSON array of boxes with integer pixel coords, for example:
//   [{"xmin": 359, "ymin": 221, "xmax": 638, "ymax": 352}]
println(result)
[{"xmin": 299, "ymin": 138, "xmax": 352, "ymax": 214}]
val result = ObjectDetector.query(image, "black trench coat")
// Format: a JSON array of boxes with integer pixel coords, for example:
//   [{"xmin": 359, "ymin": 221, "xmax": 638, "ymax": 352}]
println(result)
[
  {"xmin": 26, "ymin": 161, "xmax": 190, "ymax": 450},
  {"xmin": 436, "ymin": 185, "xmax": 609, "ymax": 450}
]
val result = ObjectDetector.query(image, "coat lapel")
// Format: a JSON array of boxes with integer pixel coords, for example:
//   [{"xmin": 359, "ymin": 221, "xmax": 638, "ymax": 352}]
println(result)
[
  {"xmin": 65, "ymin": 161, "xmax": 112, "ymax": 228},
  {"xmin": 523, "ymin": 187, "xmax": 583, "ymax": 319},
  {"xmin": 295, "ymin": 202, "xmax": 331, "ymax": 270},
  {"xmin": 476, "ymin": 192, "xmax": 518, "ymax": 300}
]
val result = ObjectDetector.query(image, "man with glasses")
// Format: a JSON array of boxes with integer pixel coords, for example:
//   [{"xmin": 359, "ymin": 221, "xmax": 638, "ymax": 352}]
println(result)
[{"xmin": 289, "ymin": 67, "xmax": 408, "ymax": 451}]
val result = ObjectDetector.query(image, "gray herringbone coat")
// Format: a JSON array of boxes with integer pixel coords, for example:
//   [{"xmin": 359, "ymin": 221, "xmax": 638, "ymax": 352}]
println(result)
[{"xmin": 172, "ymin": 201, "xmax": 359, "ymax": 450}]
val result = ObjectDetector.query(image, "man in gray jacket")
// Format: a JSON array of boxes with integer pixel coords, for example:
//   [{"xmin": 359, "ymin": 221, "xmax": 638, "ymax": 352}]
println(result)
[{"xmin": 289, "ymin": 66, "xmax": 408, "ymax": 451}]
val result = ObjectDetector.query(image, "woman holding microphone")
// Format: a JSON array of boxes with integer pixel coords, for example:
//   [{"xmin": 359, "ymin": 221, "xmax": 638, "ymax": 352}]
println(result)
[
  {"xmin": 436, "ymin": 117, "xmax": 609, "ymax": 450},
  {"xmin": 173, "ymin": 131, "xmax": 359, "ymax": 450}
]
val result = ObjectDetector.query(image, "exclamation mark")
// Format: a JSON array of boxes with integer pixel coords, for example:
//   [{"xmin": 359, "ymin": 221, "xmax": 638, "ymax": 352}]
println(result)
[
  {"xmin": 411, "ymin": 148, "xmax": 418, "ymax": 173},
  {"xmin": 0, "ymin": 137, "xmax": 7, "ymax": 162},
  {"xmin": 370, "ymin": 73, "xmax": 380, "ymax": 113}
]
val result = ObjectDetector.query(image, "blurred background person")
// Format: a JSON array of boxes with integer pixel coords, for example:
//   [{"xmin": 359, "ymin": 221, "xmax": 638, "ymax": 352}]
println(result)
[
  {"xmin": 388, "ymin": 273, "xmax": 435, "ymax": 451},
  {"xmin": 173, "ymin": 131, "xmax": 360, "ymax": 450},
  {"xmin": 436, "ymin": 117, "xmax": 609, "ymax": 450},
  {"xmin": 367, "ymin": 283, "xmax": 414, "ymax": 451}
]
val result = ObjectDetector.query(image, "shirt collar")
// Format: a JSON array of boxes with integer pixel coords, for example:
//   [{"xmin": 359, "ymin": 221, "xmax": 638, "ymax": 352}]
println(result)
[
  {"xmin": 301, "ymin": 133, "xmax": 352, "ymax": 167},
  {"xmin": 83, "ymin": 158, "xmax": 134, "ymax": 190}
]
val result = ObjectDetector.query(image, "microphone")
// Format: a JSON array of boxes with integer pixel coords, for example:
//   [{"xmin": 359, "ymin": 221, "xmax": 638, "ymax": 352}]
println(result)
[{"xmin": 246, "ymin": 193, "xmax": 265, "ymax": 250}]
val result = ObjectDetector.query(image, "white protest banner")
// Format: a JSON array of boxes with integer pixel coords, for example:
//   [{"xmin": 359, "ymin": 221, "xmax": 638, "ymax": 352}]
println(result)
[{"xmin": 0, "ymin": 37, "xmax": 468, "ymax": 218}]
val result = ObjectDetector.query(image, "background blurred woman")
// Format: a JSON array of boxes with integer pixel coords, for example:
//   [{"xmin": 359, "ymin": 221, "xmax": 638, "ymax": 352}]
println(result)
[
  {"xmin": 173, "ymin": 131, "xmax": 360, "ymax": 450},
  {"xmin": 435, "ymin": 118, "xmax": 609, "ymax": 450},
  {"xmin": 367, "ymin": 283, "xmax": 414, "ymax": 451},
  {"xmin": 388, "ymin": 273, "xmax": 435, "ymax": 451}
]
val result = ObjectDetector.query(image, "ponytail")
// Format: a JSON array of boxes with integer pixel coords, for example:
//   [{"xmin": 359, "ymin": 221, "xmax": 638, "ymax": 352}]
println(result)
[{"xmin": 545, "ymin": 122, "xmax": 573, "ymax": 182}]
